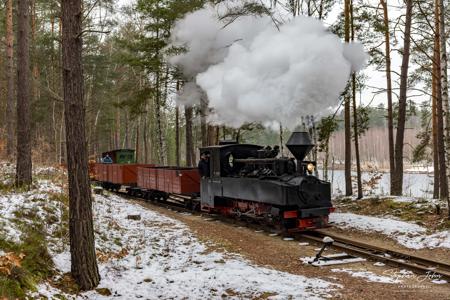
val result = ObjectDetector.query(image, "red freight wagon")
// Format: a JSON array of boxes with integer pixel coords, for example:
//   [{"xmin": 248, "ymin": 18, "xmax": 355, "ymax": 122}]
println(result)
[
  {"xmin": 137, "ymin": 167, "xmax": 145, "ymax": 188},
  {"xmin": 107, "ymin": 164, "xmax": 115, "ymax": 183},
  {"xmin": 137, "ymin": 167, "xmax": 154, "ymax": 189},
  {"xmin": 94, "ymin": 164, "xmax": 107, "ymax": 181},
  {"xmin": 148, "ymin": 168, "xmax": 157, "ymax": 190},
  {"xmin": 154, "ymin": 168, "xmax": 200, "ymax": 195},
  {"xmin": 156, "ymin": 168, "xmax": 166, "ymax": 191},
  {"xmin": 110, "ymin": 164, "xmax": 154, "ymax": 185},
  {"xmin": 169, "ymin": 168, "xmax": 200, "ymax": 194}
]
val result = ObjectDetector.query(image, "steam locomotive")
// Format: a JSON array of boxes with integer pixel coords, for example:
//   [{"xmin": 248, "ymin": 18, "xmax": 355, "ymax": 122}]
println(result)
[{"xmin": 94, "ymin": 132, "xmax": 333, "ymax": 231}]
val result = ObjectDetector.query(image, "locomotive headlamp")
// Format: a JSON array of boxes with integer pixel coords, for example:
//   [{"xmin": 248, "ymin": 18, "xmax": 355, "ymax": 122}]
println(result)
[{"xmin": 307, "ymin": 163, "xmax": 315, "ymax": 174}]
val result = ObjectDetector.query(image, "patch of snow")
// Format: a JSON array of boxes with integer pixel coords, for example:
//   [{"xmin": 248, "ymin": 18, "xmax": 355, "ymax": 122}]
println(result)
[
  {"xmin": 398, "ymin": 231, "xmax": 450, "ymax": 250},
  {"xmin": 32, "ymin": 283, "xmax": 74, "ymax": 300},
  {"xmin": 330, "ymin": 213, "xmax": 426, "ymax": 236},
  {"xmin": 50, "ymin": 193, "xmax": 339, "ymax": 299},
  {"xmin": 0, "ymin": 179, "xmax": 65, "ymax": 244},
  {"xmin": 53, "ymin": 252, "xmax": 71, "ymax": 273},
  {"xmin": 330, "ymin": 212, "xmax": 450, "ymax": 249},
  {"xmin": 327, "ymin": 170, "xmax": 435, "ymax": 198},
  {"xmin": 331, "ymin": 268, "xmax": 402, "ymax": 284},
  {"xmin": 432, "ymin": 279, "xmax": 448, "ymax": 284}
]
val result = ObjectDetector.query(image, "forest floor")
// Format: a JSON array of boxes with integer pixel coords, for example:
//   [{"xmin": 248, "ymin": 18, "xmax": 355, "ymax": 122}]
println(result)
[{"xmin": 0, "ymin": 163, "xmax": 449, "ymax": 299}]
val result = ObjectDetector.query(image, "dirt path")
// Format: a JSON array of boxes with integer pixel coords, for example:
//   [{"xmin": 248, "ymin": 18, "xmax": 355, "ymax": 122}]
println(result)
[{"xmin": 132, "ymin": 200, "xmax": 450, "ymax": 300}]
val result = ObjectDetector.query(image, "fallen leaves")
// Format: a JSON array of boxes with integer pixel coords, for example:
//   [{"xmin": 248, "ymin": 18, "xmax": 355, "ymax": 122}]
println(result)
[
  {"xmin": 0, "ymin": 252, "xmax": 25, "ymax": 275},
  {"xmin": 96, "ymin": 248, "xmax": 128, "ymax": 263}
]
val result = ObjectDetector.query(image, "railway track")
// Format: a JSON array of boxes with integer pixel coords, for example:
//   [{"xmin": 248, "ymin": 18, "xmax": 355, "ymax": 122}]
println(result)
[
  {"xmin": 112, "ymin": 188, "xmax": 450, "ymax": 283},
  {"xmin": 299, "ymin": 230, "xmax": 450, "ymax": 282}
]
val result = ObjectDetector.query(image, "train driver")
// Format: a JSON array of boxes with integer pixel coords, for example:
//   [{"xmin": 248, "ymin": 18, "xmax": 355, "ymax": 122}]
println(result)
[
  {"xmin": 103, "ymin": 154, "xmax": 113, "ymax": 164},
  {"xmin": 198, "ymin": 151, "xmax": 210, "ymax": 178}
]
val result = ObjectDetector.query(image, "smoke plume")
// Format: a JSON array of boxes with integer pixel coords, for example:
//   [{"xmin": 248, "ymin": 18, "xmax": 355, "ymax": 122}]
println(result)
[{"xmin": 170, "ymin": 5, "xmax": 367, "ymax": 129}]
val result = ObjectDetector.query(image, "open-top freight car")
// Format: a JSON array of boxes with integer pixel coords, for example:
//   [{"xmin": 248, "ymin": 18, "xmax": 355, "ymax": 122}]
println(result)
[{"xmin": 132, "ymin": 166, "xmax": 200, "ymax": 203}]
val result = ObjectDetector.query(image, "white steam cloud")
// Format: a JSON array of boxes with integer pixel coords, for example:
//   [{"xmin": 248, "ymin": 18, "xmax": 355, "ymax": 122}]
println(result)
[{"xmin": 170, "ymin": 5, "xmax": 367, "ymax": 129}]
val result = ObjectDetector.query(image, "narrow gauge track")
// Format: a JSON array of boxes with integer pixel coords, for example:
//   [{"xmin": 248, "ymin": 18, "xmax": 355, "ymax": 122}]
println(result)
[
  {"xmin": 300, "ymin": 230, "xmax": 450, "ymax": 282},
  {"xmin": 110, "ymin": 188, "xmax": 450, "ymax": 283}
]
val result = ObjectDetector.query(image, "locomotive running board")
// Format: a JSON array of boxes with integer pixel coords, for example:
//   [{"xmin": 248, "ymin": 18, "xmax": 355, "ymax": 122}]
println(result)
[{"xmin": 300, "ymin": 253, "xmax": 366, "ymax": 266}]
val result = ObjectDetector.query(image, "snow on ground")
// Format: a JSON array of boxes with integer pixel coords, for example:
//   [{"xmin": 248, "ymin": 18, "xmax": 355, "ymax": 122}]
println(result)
[
  {"xmin": 0, "ymin": 179, "xmax": 64, "ymax": 243},
  {"xmin": 50, "ymin": 193, "xmax": 338, "ymax": 299},
  {"xmin": 330, "ymin": 268, "xmax": 401, "ymax": 284},
  {"xmin": 326, "ymin": 170, "xmax": 434, "ymax": 198},
  {"xmin": 330, "ymin": 212, "xmax": 450, "ymax": 250},
  {"xmin": 0, "ymin": 178, "xmax": 339, "ymax": 299},
  {"xmin": 82, "ymin": 195, "xmax": 336, "ymax": 299}
]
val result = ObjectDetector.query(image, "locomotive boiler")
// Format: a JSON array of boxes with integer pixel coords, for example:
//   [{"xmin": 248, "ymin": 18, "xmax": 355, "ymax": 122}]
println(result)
[{"xmin": 199, "ymin": 132, "xmax": 333, "ymax": 230}]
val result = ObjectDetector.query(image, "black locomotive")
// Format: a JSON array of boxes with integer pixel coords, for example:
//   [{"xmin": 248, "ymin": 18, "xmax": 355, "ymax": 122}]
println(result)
[{"xmin": 199, "ymin": 132, "xmax": 333, "ymax": 230}]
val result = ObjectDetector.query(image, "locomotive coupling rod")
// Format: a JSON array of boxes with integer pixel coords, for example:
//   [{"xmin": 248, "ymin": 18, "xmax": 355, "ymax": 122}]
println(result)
[{"xmin": 309, "ymin": 236, "xmax": 334, "ymax": 264}]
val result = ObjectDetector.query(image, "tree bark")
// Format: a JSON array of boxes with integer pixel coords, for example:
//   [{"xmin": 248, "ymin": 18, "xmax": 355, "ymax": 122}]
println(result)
[
  {"xmin": 435, "ymin": 0, "xmax": 448, "ymax": 200},
  {"xmin": 392, "ymin": 0, "xmax": 413, "ymax": 195},
  {"xmin": 175, "ymin": 81, "xmax": 181, "ymax": 167},
  {"xmin": 440, "ymin": 0, "xmax": 450, "ymax": 213},
  {"xmin": 350, "ymin": 0, "xmax": 362, "ymax": 199},
  {"xmin": 200, "ymin": 98, "xmax": 208, "ymax": 147},
  {"xmin": 380, "ymin": 0, "xmax": 395, "ymax": 194},
  {"xmin": 16, "ymin": 0, "xmax": 33, "ymax": 187},
  {"xmin": 185, "ymin": 106, "xmax": 194, "ymax": 166},
  {"xmin": 344, "ymin": 0, "xmax": 352, "ymax": 196},
  {"xmin": 61, "ymin": 0, "xmax": 100, "ymax": 290},
  {"xmin": 5, "ymin": 0, "xmax": 14, "ymax": 158},
  {"xmin": 432, "ymin": 52, "xmax": 440, "ymax": 199}
]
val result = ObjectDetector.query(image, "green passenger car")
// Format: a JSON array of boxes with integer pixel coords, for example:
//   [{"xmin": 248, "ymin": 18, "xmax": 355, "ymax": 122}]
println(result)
[{"xmin": 101, "ymin": 149, "xmax": 136, "ymax": 164}]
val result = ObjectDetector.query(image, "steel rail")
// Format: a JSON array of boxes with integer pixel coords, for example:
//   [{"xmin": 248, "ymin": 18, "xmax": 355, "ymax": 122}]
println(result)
[{"xmin": 299, "ymin": 231, "xmax": 450, "ymax": 282}]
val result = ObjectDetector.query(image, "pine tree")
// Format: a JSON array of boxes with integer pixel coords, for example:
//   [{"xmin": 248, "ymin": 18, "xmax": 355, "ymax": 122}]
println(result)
[
  {"xmin": 392, "ymin": 0, "xmax": 413, "ymax": 196},
  {"xmin": 61, "ymin": 0, "xmax": 100, "ymax": 289},
  {"xmin": 16, "ymin": 0, "xmax": 33, "ymax": 187}
]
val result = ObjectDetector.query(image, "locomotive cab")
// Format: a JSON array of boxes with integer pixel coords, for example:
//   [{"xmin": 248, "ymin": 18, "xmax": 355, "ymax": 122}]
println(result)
[{"xmin": 200, "ymin": 132, "xmax": 333, "ymax": 230}]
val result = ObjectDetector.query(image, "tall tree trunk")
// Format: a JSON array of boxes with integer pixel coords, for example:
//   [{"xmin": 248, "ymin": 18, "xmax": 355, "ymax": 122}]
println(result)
[
  {"xmin": 352, "ymin": 78, "xmax": 362, "ymax": 198},
  {"xmin": 16, "ymin": 0, "xmax": 32, "ymax": 187},
  {"xmin": 200, "ymin": 98, "xmax": 208, "ymax": 147},
  {"xmin": 432, "ymin": 51, "xmax": 440, "ymax": 199},
  {"xmin": 31, "ymin": 0, "xmax": 39, "ymax": 103},
  {"xmin": 435, "ymin": 0, "xmax": 448, "ymax": 200},
  {"xmin": 380, "ymin": 0, "xmax": 395, "ymax": 193},
  {"xmin": 185, "ymin": 106, "xmax": 194, "ymax": 166},
  {"xmin": 440, "ymin": 0, "xmax": 450, "ymax": 213},
  {"xmin": 344, "ymin": 0, "xmax": 352, "ymax": 196},
  {"xmin": 5, "ymin": 0, "xmax": 14, "ymax": 158},
  {"xmin": 392, "ymin": 0, "xmax": 413, "ymax": 195},
  {"xmin": 350, "ymin": 0, "xmax": 362, "ymax": 199},
  {"xmin": 155, "ymin": 73, "xmax": 164, "ymax": 164},
  {"xmin": 61, "ymin": 0, "xmax": 100, "ymax": 290},
  {"xmin": 136, "ymin": 118, "xmax": 140, "ymax": 163},
  {"xmin": 115, "ymin": 101, "xmax": 120, "ymax": 149},
  {"xmin": 175, "ymin": 81, "xmax": 181, "ymax": 167}
]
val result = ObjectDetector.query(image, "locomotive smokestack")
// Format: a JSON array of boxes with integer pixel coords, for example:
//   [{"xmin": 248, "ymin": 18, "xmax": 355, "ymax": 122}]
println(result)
[{"xmin": 286, "ymin": 132, "xmax": 314, "ymax": 161}]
